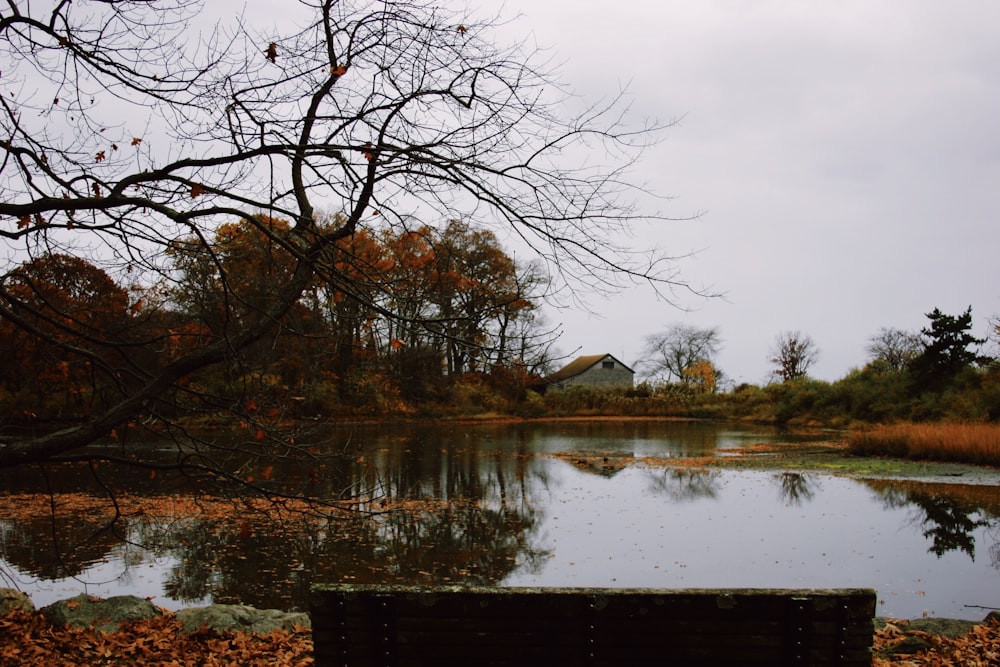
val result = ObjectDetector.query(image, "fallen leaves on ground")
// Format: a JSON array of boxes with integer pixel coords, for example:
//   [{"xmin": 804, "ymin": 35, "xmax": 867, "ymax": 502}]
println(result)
[
  {"xmin": 0, "ymin": 609, "xmax": 312, "ymax": 666},
  {"xmin": 1, "ymin": 607, "xmax": 997, "ymax": 666},
  {"xmin": 872, "ymin": 618, "xmax": 999, "ymax": 666}
]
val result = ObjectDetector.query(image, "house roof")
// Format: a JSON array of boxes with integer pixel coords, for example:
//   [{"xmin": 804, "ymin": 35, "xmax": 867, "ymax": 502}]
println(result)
[{"xmin": 545, "ymin": 354, "xmax": 634, "ymax": 383}]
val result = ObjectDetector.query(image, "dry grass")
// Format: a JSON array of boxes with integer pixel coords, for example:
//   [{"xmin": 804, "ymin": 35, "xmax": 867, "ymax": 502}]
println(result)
[{"xmin": 848, "ymin": 422, "xmax": 1000, "ymax": 467}]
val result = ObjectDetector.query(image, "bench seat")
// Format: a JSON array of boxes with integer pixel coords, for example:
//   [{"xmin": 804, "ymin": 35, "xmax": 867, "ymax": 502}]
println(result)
[{"xmin": 311, "ymin": 585, "xmax": 876, "ymax": 666}]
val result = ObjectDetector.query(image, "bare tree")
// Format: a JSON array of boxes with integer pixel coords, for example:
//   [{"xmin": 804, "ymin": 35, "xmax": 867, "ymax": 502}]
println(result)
[
  {"xmin": 0, "ymin": 2, "xmax": 692, "ymax": 490},
  {"xmin": 769, "ymin": 331, "xmax": 819, "ymax": 382},
  {"xmin": 865, "ymin": 327, "xmax": 922, "ymax": 373},
  {"xmin": 639, "ymin": 324, "xmax": 722, "ymax": 384}
]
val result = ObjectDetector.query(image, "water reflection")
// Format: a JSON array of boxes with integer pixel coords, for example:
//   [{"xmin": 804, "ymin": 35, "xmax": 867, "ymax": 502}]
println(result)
[
  {"xmin": 863, "ymin": 479, "xmax": 999, "ymax": 561},
  {"xmin": 641, "ymin": 468, "xmax": 720, "ymax": 501},
  {"xmin": 1, "ymin": 511, "xmax": 119, "ymax": 580},
  {"xmin": 1, "ymin": 421, "xmax": 997, "ymax": 621},
  {"xmin": 776, "ymin": 472, "xmax": 817, "ymax": 506},
  {"xmin": 1, "ymin": 427, "xmax": 549, "ymax": 610}
]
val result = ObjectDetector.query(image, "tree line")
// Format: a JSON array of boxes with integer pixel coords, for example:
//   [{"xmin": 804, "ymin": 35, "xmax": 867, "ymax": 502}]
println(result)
[
  {"xmin": 0, "ymin": 217, "xmax": 554, "ymax": 421},
  {"xmin": 631, "ymin": 306, "xmax": 999, "ymax": 424}
]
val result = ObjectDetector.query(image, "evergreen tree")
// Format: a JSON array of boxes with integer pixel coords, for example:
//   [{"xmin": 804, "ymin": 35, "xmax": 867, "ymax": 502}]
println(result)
[{"xmin": 910, "ymin": 307, "xmax": 986, "ymax": 389}]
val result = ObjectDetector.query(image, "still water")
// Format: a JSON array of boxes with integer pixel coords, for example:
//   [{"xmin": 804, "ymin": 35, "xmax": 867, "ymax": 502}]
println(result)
[{"xmin": 1, "ymin": 421, "xmax": 997, "ymax": 620}]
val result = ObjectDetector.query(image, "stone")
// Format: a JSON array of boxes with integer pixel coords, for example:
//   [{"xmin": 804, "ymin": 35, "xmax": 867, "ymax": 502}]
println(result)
[
  {"xmin": 905, "ymin": 617, "xmax": 977, "ymax": 639},
  {"xmin": 176, "ymin": 604, "xmax": 310, "ymax": 635},
  {"xmin": 0, "ymin": 588, "xmax": 35, "ymax": 615},
  {"xmin": 887, "ymin": 634, "xmax": 932, "ymax": 655},
  {"xmin": 42, "ymin": 594, "xmax": 162, "ymax": 634}
]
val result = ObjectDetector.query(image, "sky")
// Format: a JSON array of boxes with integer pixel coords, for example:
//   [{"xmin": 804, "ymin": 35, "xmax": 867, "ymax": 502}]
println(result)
[
  {"xmin": 20, "ymin": 1, "xmax": 996, "ymax": 386},
  {"xmin": 473, "ymin": 0, "xmax": 1000, "ymax": 384}
]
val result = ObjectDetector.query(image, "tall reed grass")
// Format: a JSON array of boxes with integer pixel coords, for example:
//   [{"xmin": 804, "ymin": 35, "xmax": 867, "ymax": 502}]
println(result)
[{"xmin": 847, "ymin": 422, "xmax": 1000, "ymax": 466}]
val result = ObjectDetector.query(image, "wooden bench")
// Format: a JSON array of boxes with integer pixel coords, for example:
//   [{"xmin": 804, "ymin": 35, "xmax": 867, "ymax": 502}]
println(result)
[{"xmin": 311, "ymin": 586, "xmax": 876, "ymax": 666}]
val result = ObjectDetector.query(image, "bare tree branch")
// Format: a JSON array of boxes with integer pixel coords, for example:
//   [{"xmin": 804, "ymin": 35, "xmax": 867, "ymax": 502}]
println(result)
[{"xmin": 1, "ymin": 1, "xmax": 696, "ymax": 485}]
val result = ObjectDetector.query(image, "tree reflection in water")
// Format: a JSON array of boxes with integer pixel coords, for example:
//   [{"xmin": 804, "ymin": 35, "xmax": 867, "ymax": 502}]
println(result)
[
  {"xmin": 0, "ymin": 432, "xmax": 550, "ymax": 611},
  {"xmin": 775, "ymin": 472, "xmax": 817, "ymax": 506},
  {"xmin": 0, "ymin": 510, "xmax": 120, "ymax": 581},
  {"xmin": 640, "ymin": 468, "xmax": 720, "ymax": 501},
  {"xmin": 3, "ymin": 422, "xmax": 999, "ymax": 613},
  {"xmin": 864, "ymin": 479, "xmax": 999, "ymax": 564}
]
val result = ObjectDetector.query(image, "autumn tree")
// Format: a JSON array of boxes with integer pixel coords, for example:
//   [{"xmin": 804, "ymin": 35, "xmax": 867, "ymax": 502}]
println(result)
[
  {"xmin": 426, "ymin": 220, "xmax": 535, "ymax": 376},
  {"xmin": 484, "ymin": 259, "xmax": 553, "ymax": 372},
  {"xmin": 769, "ymin": 331, "xmax": 819, "ymax": 382},
  {"xmin": 0, "ymin": 2, "xmax": 692, "ymax": 496},
  {"xmin": 639, "ymin": 324, "xmax": 722, "ymax": 385},
  {"xmin": 319, "ymin": 226, "xmax": 392, "ymax": 401},
  {"xmin": 681, "ymin": 358, "xmax": 719, "ymax": 393},
  {"xmin": 0, "ymin": 254, "xmax": 135, "ymax": 416},
  {"xmin": 168, "ymin": 215, "xmax": 331, "ymax": 406}
]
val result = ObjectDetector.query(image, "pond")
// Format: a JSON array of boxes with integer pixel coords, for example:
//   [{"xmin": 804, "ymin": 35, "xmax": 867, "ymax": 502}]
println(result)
[{"xmin": 1, "ymin": 420, "xmax": 997, "ymax": 621}]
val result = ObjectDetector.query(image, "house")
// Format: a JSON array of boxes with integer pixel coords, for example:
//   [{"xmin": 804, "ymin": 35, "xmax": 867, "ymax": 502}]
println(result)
[{"xmin": 543, "ymin": 354, "xmax": 634, "ymax": 390}]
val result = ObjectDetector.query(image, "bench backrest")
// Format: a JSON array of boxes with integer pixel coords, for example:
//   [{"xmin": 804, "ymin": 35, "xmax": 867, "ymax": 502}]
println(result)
[{"xmin": 311, "ymin": 586, "xmax": 876, "ymax": 666}]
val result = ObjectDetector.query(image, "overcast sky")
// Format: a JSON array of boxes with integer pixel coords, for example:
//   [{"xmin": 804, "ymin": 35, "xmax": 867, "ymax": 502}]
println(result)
[
  {"xmin": 185, "ymin": 1, "xmax": 1000, "ymax": 383},
  {"xmin": 472, "ymin": 0, "xmax": 1000, "ymax": 384}
]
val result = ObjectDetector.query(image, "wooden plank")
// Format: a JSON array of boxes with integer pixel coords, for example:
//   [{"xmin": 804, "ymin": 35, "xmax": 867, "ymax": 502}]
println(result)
[{"xmin": 311, "ymin": 586, "xmax": 876, "ymax": 667}]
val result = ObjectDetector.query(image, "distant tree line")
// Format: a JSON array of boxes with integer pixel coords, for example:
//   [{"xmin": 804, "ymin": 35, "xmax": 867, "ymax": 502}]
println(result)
[{"xmin": 630, "ymin": 306, "xmax": 998, "ymax": 424}]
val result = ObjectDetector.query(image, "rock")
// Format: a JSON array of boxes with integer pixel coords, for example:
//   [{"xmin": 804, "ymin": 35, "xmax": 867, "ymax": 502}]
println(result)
[
  {"xmin": 905, "ymin": 617, "xmax": 977, "ymax": 638},
  {"xmin": 887, "ymin": 634, "xmax": 932, "ymax": 655},
  {"xmin": 0, "ymin": 588, "xmax": 35, "ymax": 615},
  {"xmin": 176, "ymin": 604, "xmax": 310, "ymax": 635},
  {"xmin": 42, "ymin": 594, "xmax": 162, "ymax": 634}
]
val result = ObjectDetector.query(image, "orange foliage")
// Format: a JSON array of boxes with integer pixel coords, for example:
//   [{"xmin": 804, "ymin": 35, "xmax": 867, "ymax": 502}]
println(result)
[
  {"xmin": 682, "ymin": 359, "xmax": 718, "ymax": 394},
  {"xmin": 0, "ymin": 611, "xmax": 313, "ymax": 666},
  {"xmin": 872, "ymin": 618, "xmax": 1000, "ymax": 666}
]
